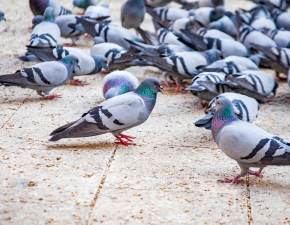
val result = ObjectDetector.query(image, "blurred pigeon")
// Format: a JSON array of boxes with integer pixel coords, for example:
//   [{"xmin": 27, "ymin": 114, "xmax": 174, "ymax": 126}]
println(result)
[
  {"xmin": 84, "ymin": 4, "xmax": 110, "ymax": 19},
  {"xmin": 219, "ymin": 70, "xmax": 278, "ymax": 103},
  {"xmin": 91, "ymin": 42, "xmax": 126, "ymax": 64},
  {"xmin": 49, "ymin": 78, "xmax": 162, "ymax": 145},
  {"xmin": 263, "ymin": 28, "xmax": 290, "ymax": 48},
  {"xmin": 21, "ymin": 7, "xmax": 61, "ymax": 61},
  {"xmin": 27, "ymin": 45, "xmax": 107, "ymax": 85},
  {"xmin": 103, "ymin": 70, "xmax": 139, "ymax": 99},
  {"xmin": 195, "ymin": 93, "xmax": 260, "ymax": 129},
  {"xmin": 196, "ymin": 27, "xmax": 234, "ymax": 40},
  {"xmin": 121, "ymin": 0, "xmax": 145, "ymax": 29},
  {"xmin": 211, "ymin": 96, "xmax": 290, "ymax": 184},
  {"xmin": 204, "ymin": 56, "xmax": 259, "ymax": 74},
  {"xmin": 186, "ymin": 71, "xmax": 226, "ymax": 101},
  {"xmin": 177, "ymin": 29, "xmax": 249, "ymax": 57},
  {"xmin": 271, "ymin": 8, "xmax": 290, "ymax": 30},
  {"xmin": 0, "ymin": 55, "xmax": 79, "ymax": 100},
  {"xmin": 191, "ymin": 6, "xmax": 225, "ymax": 27},
  {"xmin": 55, "ymin": 15, "xmax": 85, "ymax": 45},
  {"xmin": 29, "ymin": 0, "xmax": 71, "ymax": 16}
]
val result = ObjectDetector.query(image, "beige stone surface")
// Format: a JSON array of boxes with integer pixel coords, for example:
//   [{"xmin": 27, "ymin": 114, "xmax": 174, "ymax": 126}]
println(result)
[{"xmin": 0, "ymin": 0, "xmax": 289, "ymax": 225}]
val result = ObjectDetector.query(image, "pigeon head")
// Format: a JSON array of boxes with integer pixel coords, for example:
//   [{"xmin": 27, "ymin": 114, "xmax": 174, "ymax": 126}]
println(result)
[
  {"xmin": 136, "ymin": 78, "xmax": 163, "ymax": 96},
  {"xmin": 92, "ymin": 55, "xmax": 108, "ymax": 73},
  {"xmin": 61, "ymin": 55, "xmax": 80, "ymax": 75},
  {"xmin": 213, "ymin": 96, "xmax": 238, "ymax": 121},
  {"xmin": 73, "ymin": 0, "xmax": 91, "ymax": 9},
  {"xmin": 43, "ymin": 7, "xmax": 55, "ymax": 22},
  {"xmin": 0, "ymin": 10, "xmax": 6, "ymax": 22},
  {"xmin": 210, "ymin": 6, "xmax": 225, "ymax": 22}
]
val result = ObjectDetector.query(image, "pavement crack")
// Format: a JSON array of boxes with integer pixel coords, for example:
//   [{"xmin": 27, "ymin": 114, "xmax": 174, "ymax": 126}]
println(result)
[
  {"xmin": 245, "ymin": 176, "xmax": 253, "ymax": 225},
  {"xmin": 86, "ymin": 146, "xmax": 118, "ymax": 225}
]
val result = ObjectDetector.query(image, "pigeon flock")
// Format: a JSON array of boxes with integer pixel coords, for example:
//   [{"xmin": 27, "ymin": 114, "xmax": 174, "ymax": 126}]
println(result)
[{"xmin": 0, "ymin": 0, "xmax": 290, "ymax": 184}]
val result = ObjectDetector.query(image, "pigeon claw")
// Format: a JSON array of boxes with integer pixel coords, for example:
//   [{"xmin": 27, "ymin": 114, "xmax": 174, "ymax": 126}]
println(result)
[
  {"xmin": 248, "ymin": 170, "xmax": 263, "ymax": 178},
  {"xmin": 41, "ymin": 94, "xmax": 62, "ymax": 100},
  {"xmin": 218, "ymin": 176, "xmax": 243, "ymax": 185},
  {"xmin": 114, "ymin": 134, "xmax": 136, "ymax": 146},
  {"xmin": 69, "ymin": 79, "xmax": 89, "ymax": 86}
]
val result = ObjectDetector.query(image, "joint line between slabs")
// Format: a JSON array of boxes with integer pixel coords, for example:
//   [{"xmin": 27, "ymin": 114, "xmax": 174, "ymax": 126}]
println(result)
[
  {"xmin": 245, "ymin": 176, "xmax": 253, "ymax": 225},
  {"xmin": 86, "ymin": 146, "xmax": 118, "ymax": 225}
]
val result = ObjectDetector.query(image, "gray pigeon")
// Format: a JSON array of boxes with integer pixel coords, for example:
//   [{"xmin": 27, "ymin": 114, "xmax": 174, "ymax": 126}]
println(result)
[
  {"xmin": 208, "ymin": 13, "xmax": 237, "ymax": 38},
  {"xmin": 211, "ymin": 96, "xmax": 290, "ymax": 184},
  {"xmin": 55, "ymin": 15, "xmax": 85, "ymax": 45},
  {"xmin": 27, "ymin": 45, "xmax": 107, "ymax": 86},
  {"xmin": 121, "ymin": 0, "xmax": 145, "ymax": 29},
  {"xmin": 263, "ymin": 28, "xmax": 290, "ymax": 48},
  {"xmin": 49, "ymin": 78, "xmax": 162, "ymax": 145},
  {"xmin": 271, "ymin": 8, "xmax": 290, "ymax": 30},
  {"xmin": 103, "ymin": 70, "xmax": 139, "ymax": 99},
  {"xmin": 0, "ymin": 55, "xmax": 79, "ymax": 100},
  {"xmin": 220, "ymin": 70, "xmax": 278, "ymax": 103},
  {"xmin": 186, "ymin": 71, "xmax": 226, "ymax": 101},
  {"xmin": 91, "ymin": 42, "xmax": 126, "ymax": 64},
  {"xmin": 195, "ymin": 93, "xmax": 260, "ymax": 129},
  {"xmin": 21, "ymin": 7, "xmax": 61, "ymax": 61}
]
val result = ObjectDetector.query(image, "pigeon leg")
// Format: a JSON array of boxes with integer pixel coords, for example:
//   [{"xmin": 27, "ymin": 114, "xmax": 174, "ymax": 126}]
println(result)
[
  {"xmin": 248, "ymin": 168, "xmax": 264, "ymax": 178},
  {"xmin": 68, "ymin": 79, "xmax": 89, "ymax": 86},
  {"xmin": 119, "ymin": 133, "xmax": 136, "ymax": 140}
]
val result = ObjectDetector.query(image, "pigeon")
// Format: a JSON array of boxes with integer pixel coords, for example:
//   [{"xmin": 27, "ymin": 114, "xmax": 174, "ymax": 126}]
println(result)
[
  {"xmin": 49, "ymin": 77, "xmax": 162, "ymax": 145},
  {"xmin": 27, "ymin": 45, "xmax": 107, "ymax": 86},
  {"xmin": 211, "ymin": 96, "xmax": 290, "ymax": 184},
  {"xmin": 208, "ymin": 12, "xmax": 238, "ymax": 38},
  {"xmin": 186, "ymin": 71, "xmax": 226, "ymax": 101},
  {"xmin": 29, "ymin": 0, "xmax": 71, "ymax": 16},
  {"xmin": 73, "ymin": 0, "xmax": 100, "ymax": 10},
  {"xmin": 0, "ymin": 55, "xmax": 79, "ymax": 100},
  {"xmin": 271, "ymin": 8, "xmax": 290, "ymax": 30},
  {"xmin": 177, "ymin": 30, "xmax": 249, "ymax": 57},
  {"xmin": 84, "ymin": 4, "xmax": 110, "ymax": 19},
  {"xmin": 90, "ymin": 42, "xmax": 126, "ymax": 64},
  {"xmin": 55, "ymin": 15, "xmax": 85, "ymax": 44},
  {"xmin": 217, "ymin": 70, "xmax": 278, "ymax": 103},
  {"xmin": 21, "ymin": 7, "xmax": 61, "ymax": 62},
  {"xmin": 195, "ymin": 93, "xmax": 260, "ymax": 129},
  {"xmin": 103, "ymin": 70, "xmax": 139, "ymax": 99},
  {"xmin": 191, "ymin": 6, "xmax": 225, "ymax": 27},
  {"xmin": 196, "ymin": 27, "xmax": 235, "ymax": 40},
  {"xmin": 80, "ymin": 19, "xmax": 142, "ymax": 49},
  {"xmin": 121, "ymin": 0, "xmax": 146, "ymax": 30},
  {"xmin": 252, "ymin": 44, "xmax": 290, "ymax": 75},
  {"xmin": 263, "ymin": 28, "xmax": 290, "ymax": 48},
  {"xmin": 204, "ymin": 56, "xmax": 259, "ymax": 74},
  {"xmin": 0, "ymin": 10, "xmax": 6, "ymax": 22}
]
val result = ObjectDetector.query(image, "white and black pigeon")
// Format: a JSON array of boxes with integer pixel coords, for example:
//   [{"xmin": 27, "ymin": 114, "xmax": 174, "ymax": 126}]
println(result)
[
  {"xmin": 271, "ymin": 8, "xmax": 290, "ymax": 30},
  {"xmin": 0, "ymin": 55, "xmax": 79, "ymax": 100},
  {"xmin": 27, "ymin": 45, "xmax": 108, "ymax": 86},
  {"xmin": 90, "ymin": 42, "xmax": 126, "ymax": 64},
  {"xmin": 80, "ymin": 19, "xmax": 143, "ymax": 49},
  {"xmin": 208, "ymin": 12, "xmax": 238, "ymax": 38},
  {"xmin": 195, "ymin": 93, "xmax": 260, "ymax": 129},
  {"xmin": 218, "ymin": 70, "xmax": 278, "ymax": 103},
  {"xmin": 211, "ymin": 96, "xmax": 290, "ymax": 184},
  {"xmin": 55, "ymin": 15, "xmax": 85, "ymax": 45},
  {"xmin": 203, "ymin": 56, "xmax": 259, "ymax": 74},
  {"xmin": 29, "ymin": 0, "xmax": 71, "ymax": 16},
  {"xmin": 103, "ymin": 70, "xmax": 139, "ymax": 99},
  {"xmin": 263, "ymin": 28, "xmax": 290, "ymax": 48},
  {"xmin": 21, "ymin": 7, "xmax": 61, "ymax": 61},
  {"xmin": 84, "ymin": 4, "xmax": 110, "ymax": 19},
  {"xmin": 186, "ymin": 71, "xmax": 226, "ymax": 101},
  {"xmin": 177, "ymin": 29, "xmax": 249, "ymax": 57},
  {"xmin": 49, "ymin": 77, "xmax": 162, "ymax": 145}
]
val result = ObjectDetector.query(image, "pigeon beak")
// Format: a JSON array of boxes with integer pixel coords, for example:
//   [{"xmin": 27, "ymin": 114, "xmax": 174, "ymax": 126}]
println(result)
[{"xmin": 159, "ymin": 85, "xmax": 164, "ymax": 93}]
